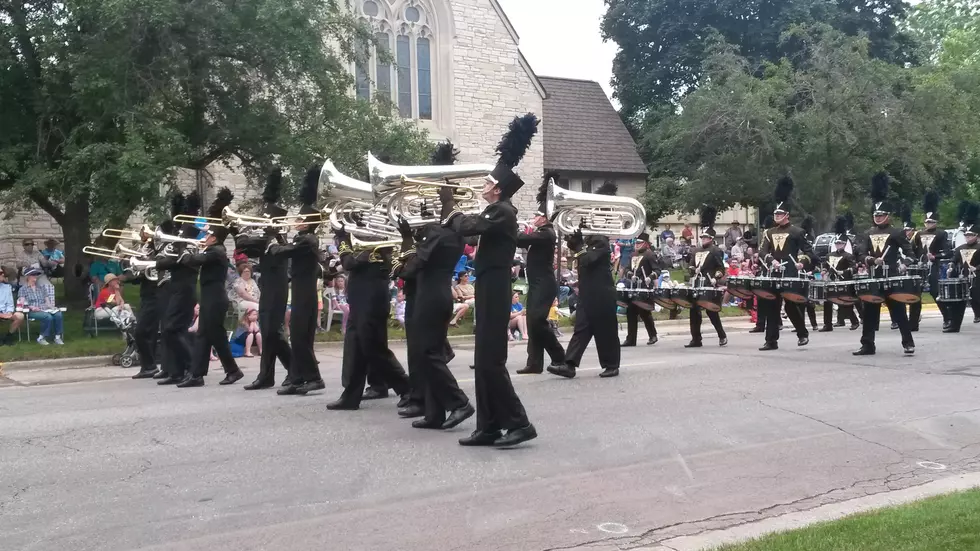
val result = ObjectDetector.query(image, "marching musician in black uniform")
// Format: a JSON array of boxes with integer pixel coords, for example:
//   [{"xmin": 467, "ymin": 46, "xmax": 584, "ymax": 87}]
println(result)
[
  {"xmin": 685, "ymin": 205, "xmax": 728, "ymax": 347},
  {"xmin": 272, "ymin": 167, "xmax": 326, "ymax": 395},
  {"xmin": 818, "ymin": 216, "xmax": 860, "ymax": 332},
  {"xmin": 911, "ymin": 191, "xmax": 952, "ymax": 331},
  {"xmin": 239, "ymin": 168, "xmax": 294, "ymax": 390},
  {"xmin": 853, "ymin": 172, "xmax": 915, "ymax": 355},
  {"xmin": 621, "ymin": 231, "xmax": 659, "ymax": 347},
  {"xmin": 131, "ymin": 202, "xmax": 180, "ymax": 380},
  {"xmin": 758, "ymin": 177, "xmax": 813, "ymax": 351},
  {"xmin": 749, "ymin": 214, "xmax": 775, "ymax": 334},
  {"xmin": 176, "ymin": 188, "xmax": 244, "ymax": 387},
  {"xmin": 154, "ymin": 192, "xmax": 202, "ymax": 385},
  {"xmin": 439, "ymin": 113, "xmax": 538, "ymax": 448},
  {"xmin": 549, "ymin": 183, "xmax": 621, "ymax": 380},
  {"xmin": 516, "ymin": 172, "xmax": 566, "ymax": 375},
  {"xmin": 944, "ymin": 203, "xmax": 980, "ymax": 333}
]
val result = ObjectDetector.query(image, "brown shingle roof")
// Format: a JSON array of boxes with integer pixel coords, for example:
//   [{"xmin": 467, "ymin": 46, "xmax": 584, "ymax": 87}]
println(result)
[{"xmin": 540, "ymin": 76, "xmax": 648, "ymax": 176}]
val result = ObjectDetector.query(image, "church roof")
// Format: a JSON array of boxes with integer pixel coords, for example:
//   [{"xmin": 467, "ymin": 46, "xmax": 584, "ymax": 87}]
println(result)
[{"xmin": 539, "ymin": 76, "xmax": 648, "ymax": 176}]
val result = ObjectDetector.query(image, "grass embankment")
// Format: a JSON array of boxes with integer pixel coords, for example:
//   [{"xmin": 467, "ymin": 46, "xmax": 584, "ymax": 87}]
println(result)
[{"xmin": 715, "ymin": 488, "xmax": 980, "ymax": 551}]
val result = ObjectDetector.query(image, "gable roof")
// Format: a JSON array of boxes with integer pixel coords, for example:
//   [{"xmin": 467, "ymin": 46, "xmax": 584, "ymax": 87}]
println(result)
[{"xmin": 539, "ymin": 76, "xmax": 648, "ymax": 176}]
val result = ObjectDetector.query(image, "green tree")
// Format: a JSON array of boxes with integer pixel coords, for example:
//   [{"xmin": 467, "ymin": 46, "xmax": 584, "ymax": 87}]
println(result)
[{"xmin": 0, "ymin": 0, "xmax": 429, "ymax": 304}]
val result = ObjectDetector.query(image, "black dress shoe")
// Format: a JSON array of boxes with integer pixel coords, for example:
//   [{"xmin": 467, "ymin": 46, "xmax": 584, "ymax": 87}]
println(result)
[
  {"xmin": 157, "ymin": 376, "xmax": 182, "ymax": 385},
  {"xmin": 759, "ymin": 342, "xmax": 778, "ymax": 351},
  {"xmin": 904, "ymin": 344, "xmax": 915, "ymax": 355},
  {"xmin": 277, "ymin": 384, "xmax": 303, "ymax": 395},
  {"xmin": 798, "ymin": 337, "xmax": 809, "ymax": 347},
  {"xmin": 219, "ymin": 370, "xmax": 244, "ymax": 385},
  {"xmin": 620, "ymin": 341, "xmax": 636, "ymax": 347},
  {"xmin": 326, "ymin": 398, "xmax": 359, "ymax": 410},
  {"xmin": 719, "ymin": 337, "xmax": 728, "ymax": 347},
  {"xmin": 442, "ymin": 403, "xmax": 475, "ymax": 429},
  {"xmin": 599, "ymin": 367, "xmax": 619, "ymax": 378},
  {"xmin": 943, "ymin": 327, "xmax": 960, "ymax": 333},
  {"xmin": 516, "ymin": 366, "xmax": 543, "ymax": 375},
  {"xmin": 459, "ymin": 430, "xmax": 502, "ymax": 446},
  {"xmin": 132, "ymin": 370, "xmax": 156, "ymax": 380},
  {"xmin": 909, "ymin": 326, "xmax": 919, "ymax": 332},
  {"xmin": 493, "ymin": 424, "xmax": 538, "ymax": 448},
  {"xmin": 412, "ymin": 418, "xmax": 445, "ymax": 429},
  {"xmin": 244, "ymin": 379, "xmax": 274, "ymax": 390},
  {"xmin": 281, "ymin": 377, "xmax": 292, "ymax": 387},
  {"xmin": 397, "ymin": 404, "xmax": 425, "ymax": 418},
  {"xmin": 296, "ymin": 379, "xmax": 325, "ymax": 395},
  {"xmin": 546, "ymin": 364, "xmax": 576, "ymax": 379},
  {"xmin": 176, "ymin": 376, "xmax": 204, "ymax": 388},
  {"xmin": 749, "ymin": 327, "xmax": 764, "ymax": 333},
  {"xmin": 396, "ymin": 394, "xmax": 411, "ymax": 408},
  {"xmin": 362, "ymin": 387, "xmax": 389, "ymax": 400},
  {"xmin": 891, "ymin": 322, "xmax": 899, "ymax": 330},
  {"xmin": 852, "ymin": 347, "xmax": 876, "ymax": 356},
  {"xmin": 469, "ymin": 364, "xmax": 476, "ymax": 370},
  {"xmin": 818, "ymin": 326, "xmax": 833, "ymax": 333},
  {"xmin": 943, "ymin": 320, "xmax": 951, "ymax": 329},
  {"xmin": 647, "ymin": 336, "xmax": 659, "ymax": 345},
  {"xmin": 684, "ymin": 341, "xmax": 703, "ymax": 348},
  {"xmin": 152, "ymin": 370, "xmax": 169, "ymax": 379},
  {"xmin": 833, "ymin": 322, "xmax": 846, "ymax": 327},
  {"xmin": 850, "ymin": 323, "xmax": 860, "ymax": 331}
]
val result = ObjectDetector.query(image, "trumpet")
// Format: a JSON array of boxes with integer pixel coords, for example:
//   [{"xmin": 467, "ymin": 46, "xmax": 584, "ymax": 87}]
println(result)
[{"xmin": 546, "ymin": 178, "xmax": 646, "ymax": 239}]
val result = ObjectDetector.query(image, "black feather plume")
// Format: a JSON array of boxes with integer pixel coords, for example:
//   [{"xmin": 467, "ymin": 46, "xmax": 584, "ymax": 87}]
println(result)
[
  {"xmin": 430, "ymin": 141, "xmax": 458, "ymax": 166},
  {"xmin": 802, "ymin": 214, "xmax": 815, "ymax": 237},
  {"xmin": 923, "ymin": 190, "xmax": 940, "ymax": 215},
  {"xmin": 844, "ymin": 212, "xmax": 855, "ymax": 231},
  {"xmin": 207, "ymin": 187, "xmax": 234, "ymax": 219},
  {"xmin": 184, "ymin": 190, "xmax": 201, "ymax": 216},
  {"xmin": 900, "ymin": 203, "xmax": 913, "ymax": 225},
  {"xmin": 300, "ymin": 164, "xmax": 321, "ymax": 205},
  {"xmin": 957, "ymin": 200, "xmax": 970, "ymax": 222},
  {"xmin": 762, "ymin": 214, "xmax": 774, "ymax": 229},
  {"xmin": 169, "ymin": 192, "xmax": 185, "ymax": 219},
  {"xmin": 538, "ymin": 171, "xmax": 560, "ymax": 206},
  {"xmin": 262, "ymin": 168, "xmax": 283, "ymax": 203},
  {"xmin": 871, "ymin": 172, "xmax": 890, "ymax": 203},
  {"xmin": 833, "ymin": 215, "xmax": 848, "ymax": 236},
  {"xmin": 495, "ymin": 113, "xmax": 540, "ymax": 169},
  {"xmin": 774, "ymin": 176, "xmax": 794, "ymax": 202},
  {"xmin": 596, "ymin": 182, "xmax": 618, "ymax": 196},
  {"xmin": 700, "ymin": 204, "xmax": 718, "ymax": 229},
  {"xmin": 965, "ymin": 203, "xmax": 980, "ymax": 226}
]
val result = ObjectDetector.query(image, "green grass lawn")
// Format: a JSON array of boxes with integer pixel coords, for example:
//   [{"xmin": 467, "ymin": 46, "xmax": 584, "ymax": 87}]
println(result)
[{"xmin": 715, "ymin": 488, "xmax": 980, "ymax": 551}]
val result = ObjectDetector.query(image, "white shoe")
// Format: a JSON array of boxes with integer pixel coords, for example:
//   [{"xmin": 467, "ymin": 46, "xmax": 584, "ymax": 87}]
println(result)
[
  {"xmin": 54, "ymin": 336, "xmax": 64, "ymax": 345},
  {"xmin": 36, "ymin": 336, "xmax": 49, "ymax": 346}
]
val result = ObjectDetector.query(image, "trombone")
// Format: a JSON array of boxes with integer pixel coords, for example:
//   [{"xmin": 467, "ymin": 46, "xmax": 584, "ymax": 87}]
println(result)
[{"xmin": 83, "ymin": 244, "xmax": 158, "ymax": 280}]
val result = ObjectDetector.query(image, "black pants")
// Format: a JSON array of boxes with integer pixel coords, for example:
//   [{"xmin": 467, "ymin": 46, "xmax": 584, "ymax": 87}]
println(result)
[
  {"xmin": 256, "ymin": 318, "xmax": 291, "ymax": 384},
  {"xmin": 690, "ymin": 305, "xmax": 726, "ymax": 343},
  {"xmin": 161, "ymin": 285, "xmax": 194, "ymax": 379},
  {"xmin": 525, "ymin": 306, "xmax": 565, "ymax": 371},
  {"xmin": 339, "ymin": 309, "xmax": 410, "ymax": 407},
  {"xmin": 410, "ymin": 301, "xmax": 467, "ymax": 423},
  {"xmin": 804, "ymin": 303, "xmax": 818, "ymax": 329},
  {"xmin": 288, "ymin": 297, "xmax": 321, "ymax": 385},
  {"xmin": 824, "ymin": 302, "xmax": 859, "ymax": 328},
  {"xmin": 135, "ymin": 292, "xmax": 161, "ymax": 372},
  {"xmin": 861, "ymin": 299, "xmax": 914, "ymax": 349},
  {"xmin": 624, "ymin": 303, "xmax": 656, "ymax": 344},
  {"xmin": 946, "ymin": 284, "xmax": 980, "ymax": 330},
  {"xmin": 191, "ymin": 296, "xmax": 238, "ymax": 377},
  {"xmin": 909, "ymin": 288, "xmax": 946, "ymax": 328},
  {"xmin": 473, "ymin": 268, "xmax": 529, "ymax": 432},
  {"xmin": 565, "ymin": 306, "xmax": 620, "ymax": 370},
  {"xmin": 761, "ymin": 296, "xmax": 807, "ymax": 344}
]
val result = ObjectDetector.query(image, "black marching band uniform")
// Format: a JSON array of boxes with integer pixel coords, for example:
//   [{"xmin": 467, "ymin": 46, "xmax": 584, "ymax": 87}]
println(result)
[
  {"xmin": 853, "ymin": 173, "xmax": 915, "ymax": 355},
  {"xmin": 516, "ymin": 172, "xmax": 566, "ymax": 374},
  {"xmin": 945, "ymin": 203, "xmax": 980, "ymax": 332},
  {"xmin": 131, "ymin": 208, "xmax": 177, "ymax": 380},
  {"xmin": 622, "ymin": 232, "xmax": 659, "ymax": 347},
  {"xmin": 550, "ymin": 182, "xmax": 621, "ymax": 379},
  {"xmin": 240, "ymin": 168, "xmax": 294, "ymax": 390},
  {"xmin": 442, "ymin": 113, "xmax": 538, "ymax": 448},
  {"xmin": 819, "ymin": 216, "xmax": 860, "ymax": 331},
  {"xmin": 273, "ymin": 168, "xmax": 326, "ymax": 395},
  {"xmin": 686, "ymin": 206, "xmax": 728, "ymax": 347},
  {"xmin": 758, "ymin": 177, "xmax": 813, "ymax": 351},
  {"xmin": 177, "ymin": 189, "xmax": 243, "ymax": 387},
  {"xmin": 154, "ymin": 192, "xmax": 202, "ymax": 385},
  {"xmin": 910, "ymin": 191, "xmax": 952, "ymax": 330}
]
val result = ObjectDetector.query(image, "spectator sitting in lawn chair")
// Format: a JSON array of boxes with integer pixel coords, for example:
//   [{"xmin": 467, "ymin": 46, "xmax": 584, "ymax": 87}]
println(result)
[
  {"xmin": 94, "ymin": 274, "xmax": 134, "ymax": 321},
  {"xmin": 20, "ymin": 268, "xmax": 65, "ymax": 345},
  {"xmin": 40, "ymin": 238, "xmax": 66, "ymax": 279},
  {"xmin": 0, "ymin": 267, "xmax": 25, "ymax": 345},
  {"xmin": 449, "ymin": 271, "xmax": 476, "ymax": 327}
]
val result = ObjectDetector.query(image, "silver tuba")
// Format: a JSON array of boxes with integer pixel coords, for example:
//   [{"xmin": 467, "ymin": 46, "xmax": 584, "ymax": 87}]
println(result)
[
  {"xmin": 317, "ymin": 160, "xmax": 399, "ymax": 242},
  {"xmin": 546, "ymin": 178, "xmax": 646, "ymax": 239}
]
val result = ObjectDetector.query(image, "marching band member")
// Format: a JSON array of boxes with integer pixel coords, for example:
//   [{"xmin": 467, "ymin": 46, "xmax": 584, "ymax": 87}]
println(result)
[
  {"xmin": 154, "ymin": 191, "xmax": 202, "ymax": 385},
  {"xmin": 176, "ymin": 188, "xmax": 244, "ymax": 387},
  {"xmin": 550, "ymin": 183, "xmax": 621, "ymax": 379},
  {"xmin": 757, "ymin": 177, "xmax": 813, "ymax": 351},
  {"xmin": 273, "ymin": 167, "xmax": 326, "ymax": 395},
  {"xmin": 515, "ymin": 172, "xmax": 566, "ymax": 375},
  {"xmin": 621, "ymin": 231, "xmax": 659, "ymax": 347},
  {"xmin": 910, "ymin": 192, "xmax": 952, "ymax": 331},
  {"xmin": 241, "ymin": 168, "xmax": 294, "ymax": 390},
  {"xmin": 685, "ymin": 205, "xmax": 728, "ymax": 347},
  {"xmin": 944, "ymin": 203, "xmax": 980, "ymax": 333},
  {"xmin": 749, "ymin": 215, "xmax": 774, "ymax": 334},
  {"xmin": 439, "ymin": 113, "xmax": 538, "ymax": 448},
  {"xmin": 818, "ymin": 216, "xmax": 860, "ymax": 332},
  {"xmin": 853, "ymin": 172, "xmax": 915, "ymax": 356}
]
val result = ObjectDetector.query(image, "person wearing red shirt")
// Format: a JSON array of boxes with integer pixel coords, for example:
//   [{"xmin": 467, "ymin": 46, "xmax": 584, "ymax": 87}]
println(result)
[{"xmin": 95, "ymin": 274, "xmax": 133, "ymax": 320}]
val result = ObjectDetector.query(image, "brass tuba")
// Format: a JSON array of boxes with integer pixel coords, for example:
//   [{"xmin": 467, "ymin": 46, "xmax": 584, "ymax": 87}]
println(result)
[
  {"xmin": 546, "ymin": 178, "xmax": 646, "ymax": 239},
  {"xmin": 319, "ymin": 160, "xmax": 400, "ymax": 242}
]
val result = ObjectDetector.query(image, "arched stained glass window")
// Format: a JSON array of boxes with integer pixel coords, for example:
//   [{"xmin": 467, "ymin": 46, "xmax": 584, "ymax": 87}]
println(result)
[{"xmin": 417, "ymin": 37, "xmax": 431, "ymax": 120}]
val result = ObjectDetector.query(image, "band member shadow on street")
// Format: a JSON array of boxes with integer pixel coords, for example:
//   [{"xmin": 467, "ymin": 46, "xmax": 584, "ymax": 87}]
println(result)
[{"xmin": 685, "ymin": 205, "xmax": 728, "ymax": 348}]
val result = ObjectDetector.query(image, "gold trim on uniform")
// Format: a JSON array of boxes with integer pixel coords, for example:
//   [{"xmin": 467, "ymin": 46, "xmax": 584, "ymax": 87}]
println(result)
[{"xmin": 338, "ymin": 241, "xmax": 353, "ymax": 255}]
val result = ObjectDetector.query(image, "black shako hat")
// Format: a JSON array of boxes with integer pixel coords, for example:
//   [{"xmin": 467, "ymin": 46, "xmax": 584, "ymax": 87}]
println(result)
[
  {"xmin": 205, "ymin": 187, "xmax": 235, "ymax": 242},
  {"xmin": 299, "ymin": 164, "xmax": 321, "ymax": 232},
  {"xmin": 178, "ymin": 191, "xmax": 202, "ymax": 239},
  {"xmin": 699, "ymin": 204, "xmax": 717, "ymax": 238},
  {"xmin": 262, "ymin": 168, "xmax": 288, "ymax": 219},
  {"xmin": 488, "ymin": 113, "xmax": 540, "ymax": 200},
  {"xmin": 834, "ymin": 215, "xmax": 849, "ymax": 243},
  {"xmin": 900, "ymin": 203, "xmax": 915, "ymax": 230},
  {"xmin": 923, "ymin": 191, "xmax": 940, "ymax": 223},
  {"xmin": 964, "ymin": 203, "xmax": 980, "ymax": 235},
  {"xmin": 773, "ymin": 176, "xmax": 794, "ymax": 214},
  {"xmin": 871, "ymin": 172, "xmax": 894, "ymax": 216},
  {"xmin": 159, "ymin": 192, "xmax": 185, "ymax": 236}
]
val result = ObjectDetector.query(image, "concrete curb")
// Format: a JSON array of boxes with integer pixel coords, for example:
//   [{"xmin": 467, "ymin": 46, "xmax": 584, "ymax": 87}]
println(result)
[{"xmin": 644, "ymin": 472, "xmax": 980, "ymax": 551}]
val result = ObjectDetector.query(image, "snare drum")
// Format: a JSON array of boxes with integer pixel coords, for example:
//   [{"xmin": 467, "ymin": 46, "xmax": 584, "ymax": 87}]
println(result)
[
  {"xmin": 937, "ymin": 278, "xmax": 970, "ymax": 302},
  {"xmin": 779, "ymin": 278, "xmax": 810, "ymax": 304},
  {"xmin": 651, "ymin": 287, "xmax": 674, "ymax": 309},
  {"xmin": 727, "ymin": 276, "xmax": 754, "ymax": 300},
  {"xmin": 808, "ymin": 280, "xmax": 827, "ymax": 303},
  {"xmin": 751, "ymin": 277, "xmax": 779, "ymax": 300},
  {"xmin": 633, "ymin": 282, "xmax": 657, "ymax": 311},
  {"xmin": 694, "ymin": 287, "xmax": 725, "ymax": 312},
  {"xmin": 671, "ymin": 286, "xmax": 695, "ymax": 308},
  {"xmin": 885, "ymin": 276, "xmax": 922, "ymax": 304},
  {"xmin": 826, "ymin": 281, "xmax": 858, "ymax": 305},
  {"xmin": 856, "ymin": 278, "xmax": 888, "ymax": 304}
]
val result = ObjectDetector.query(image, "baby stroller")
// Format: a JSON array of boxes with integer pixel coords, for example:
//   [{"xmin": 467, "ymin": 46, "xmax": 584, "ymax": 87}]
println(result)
[{"xmin": 99, "ymin": 306, "xmax": 139, "ymax": 368}]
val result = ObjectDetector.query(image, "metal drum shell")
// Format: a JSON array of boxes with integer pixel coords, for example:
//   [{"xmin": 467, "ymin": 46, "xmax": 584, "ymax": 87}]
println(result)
[
  {"xmin": 856, "ymin": 278, "xmax": 888, "ymax": 304},
  {"xmin": 671, "ymin": 287, "xmax": 695, "ymax": 308},
  {"xmin": 694, "ymin": 287, "xmax": 725, "ymax": 312},
  {"xmin": 780, "ymin": 278, "xmax": 810, "ymax": 304},
  {"xmin": 751, "ymin": 277, "xmax": 779, "ymax": 300},
  {"xmin": 808, "ymin": 280, "xmax": 828, "ymax": 303},
  {"xmin": 826, "ymin": 281, "xmax": 858, "ymax": 305},
  {"xmin": 937, "ymin": 279, "xmax": 970, "ymax": 302},
  {"xmin": 726, "ymin": 276, "xmax": 754, "ymax": 300},
  {"xmin": 885, "ymin": 276, "xmax": 922, "ymax": 304}
]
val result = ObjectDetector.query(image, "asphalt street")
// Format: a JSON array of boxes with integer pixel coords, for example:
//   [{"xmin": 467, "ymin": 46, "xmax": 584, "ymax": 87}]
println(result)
[{"xmin": 3, "ymin": 314, "xmax": 980, "ymax": 551}]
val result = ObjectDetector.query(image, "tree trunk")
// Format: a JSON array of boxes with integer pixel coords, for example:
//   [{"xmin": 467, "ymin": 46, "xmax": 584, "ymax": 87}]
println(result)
[{"xmin": 60, "ymin": 195, "xmax": 92, "ymax": 308}]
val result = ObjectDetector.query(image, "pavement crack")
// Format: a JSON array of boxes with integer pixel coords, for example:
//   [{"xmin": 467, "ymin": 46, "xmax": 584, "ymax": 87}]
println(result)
[{"xmin": 758, "ymin": 400, "xmax": 904, "ymax": 457}]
